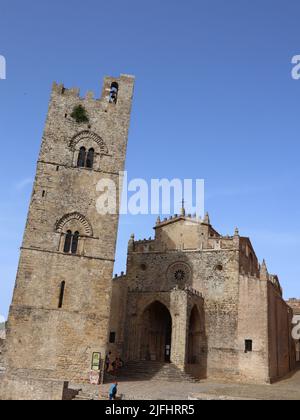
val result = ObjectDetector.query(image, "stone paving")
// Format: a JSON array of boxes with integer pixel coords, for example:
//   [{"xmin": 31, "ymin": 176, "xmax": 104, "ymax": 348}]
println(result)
[{"xmin": 101, "ymin": 366, "xmax": 300, "ymax": 400}]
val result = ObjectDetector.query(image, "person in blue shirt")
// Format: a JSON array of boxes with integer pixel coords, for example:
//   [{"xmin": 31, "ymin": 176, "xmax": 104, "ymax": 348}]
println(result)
[{"xmin": 109, "ymin": 382, "xmax": 118, "ymax": 400}]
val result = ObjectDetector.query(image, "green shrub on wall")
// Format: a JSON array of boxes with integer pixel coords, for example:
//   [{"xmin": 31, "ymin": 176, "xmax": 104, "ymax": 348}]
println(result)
[{"xmin": 71, "ymin": 105, "xmax": 89, "ymax": 123}]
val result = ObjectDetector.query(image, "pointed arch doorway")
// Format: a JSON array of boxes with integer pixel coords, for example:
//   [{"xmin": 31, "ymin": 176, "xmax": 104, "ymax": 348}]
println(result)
[
  {"xmin": 140, "ymin": 301, "xmax": 172, "ymax": 363},
  {"xmin": 188, "ymin": 306, "xmax": 202, "ymax": 365}
]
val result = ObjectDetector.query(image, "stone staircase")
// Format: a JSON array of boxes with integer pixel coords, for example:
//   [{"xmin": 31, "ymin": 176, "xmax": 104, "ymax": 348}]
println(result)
[
  {"xmin": 73, "ymin": 389, "xmax": 105, "ymax": 401},
  {"xmin": 69, "ymin": 383, "xmax": 104, "ymax": 401},
  {"xmin": 113, "ymin": 361, "xmax": 198, "ymax": 383}
]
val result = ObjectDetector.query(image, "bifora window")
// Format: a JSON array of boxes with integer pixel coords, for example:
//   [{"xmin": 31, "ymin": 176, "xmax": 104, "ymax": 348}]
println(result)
[
  {"xmin": 77, "ymin": 147, "xmax": 95, "ymax": 169},
  {"xmin": 64, "ymin": 231, "xmax": 79, "ymax": 255}
]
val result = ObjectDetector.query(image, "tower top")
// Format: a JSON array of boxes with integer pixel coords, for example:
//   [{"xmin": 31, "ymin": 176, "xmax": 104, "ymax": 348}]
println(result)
[{"xmin": 52, "ymin": 73, "xmax": 135, "ymax": 102}]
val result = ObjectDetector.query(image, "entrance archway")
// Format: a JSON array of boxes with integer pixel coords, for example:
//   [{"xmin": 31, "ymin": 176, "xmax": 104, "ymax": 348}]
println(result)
[
  {"xmin": 140, "ymin": 301, "xmax": 172, "ymax": 363},
  {"xmin": 188, "ymin": 306, "xmax": 201, "ymax": 364}
]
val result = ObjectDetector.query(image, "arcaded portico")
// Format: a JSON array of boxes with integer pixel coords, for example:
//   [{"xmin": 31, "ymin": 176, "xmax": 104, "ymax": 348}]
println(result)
[{"xmin": 122, "ymin": 289, "xmax": 205, "ymax": 372}]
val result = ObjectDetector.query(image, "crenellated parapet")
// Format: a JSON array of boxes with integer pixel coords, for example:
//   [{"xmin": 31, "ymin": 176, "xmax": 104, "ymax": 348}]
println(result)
[
  {"xmin": 51, "ymin": 74, "xmax": 135, "ymax": 103},
  {"xmin": 240, "ymin": 262, "xmax": 283, "ymax": 295},
  {"xmin": 155, "ymin": 213, "xmax": 201, "ymax": 227},
  {"xmin": 128, "ymin": 235, "xmax": 156, "ymax": 253},
  {"xmin": 286, "ymin": 298, "xmax": 300, "ymax": 314}
]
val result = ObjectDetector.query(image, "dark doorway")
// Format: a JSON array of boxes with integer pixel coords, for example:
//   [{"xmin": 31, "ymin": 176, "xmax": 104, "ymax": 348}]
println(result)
[
  {"xmin": 140, "ymin": 301, "xmax": 172, "ymax": 363},
  {"xmin": 188, "ymin": 306, "xmax": 201, "ymax": 364}
]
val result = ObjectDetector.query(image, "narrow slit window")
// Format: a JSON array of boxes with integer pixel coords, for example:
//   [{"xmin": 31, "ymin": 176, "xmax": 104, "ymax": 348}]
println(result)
[
  {"xmin": 58, "ymin": 281, "xmax": 66, "ymax": 309},
  {"xmin": 109, "ymin": 332, "xmax": 116, "ymax": 344}
]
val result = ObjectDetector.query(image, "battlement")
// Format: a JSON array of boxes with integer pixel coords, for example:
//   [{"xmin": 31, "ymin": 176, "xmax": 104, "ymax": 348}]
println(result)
[
  {"xmin": 287, "ymin": 298, "xmax": 300, "ymax": 314},
  {"xmin": 51, "ymin": 74, "xmax": 135, "ymax": 102},
  {"xmin": 155, "ymin": 214, "xmax": 202, "ymax": 228},
  {"xmin": 239, "ymin": 271, "xmax": 282, "ymax": 295},
  {"xmin": 113, "ymin": 272, "xmax": 127, "ymax": 280},
  {"xmin": 135, "ymin": 238, "xmax": 154, "ymax": 244}
]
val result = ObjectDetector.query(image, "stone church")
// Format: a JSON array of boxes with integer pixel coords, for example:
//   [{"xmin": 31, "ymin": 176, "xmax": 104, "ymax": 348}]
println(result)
[
  {"xmin": 109, "ymin": 211, "xmax": 296, "ymax": 384},
  {"xmin": 0, "ymin": 74, "xmax": 296, "ymax": 399}
]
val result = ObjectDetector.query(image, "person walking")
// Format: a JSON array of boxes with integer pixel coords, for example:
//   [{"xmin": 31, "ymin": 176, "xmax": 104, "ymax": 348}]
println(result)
[{"xmin": 109, "ymin": 381, "xmax": 118, "ymax": 400}]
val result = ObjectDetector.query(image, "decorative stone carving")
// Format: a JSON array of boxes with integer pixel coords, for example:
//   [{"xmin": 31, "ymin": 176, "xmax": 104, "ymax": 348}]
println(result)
[
  {"xmin": 167, "ymin": 262, "xmax": 192, "ymax": 288},
  {"xmin": 55, "ymin": 212, "xmax": 93, "ymax": 236},
  {"xmin": 69, "ymin": 130, "xmax": 109, "ymax": 154}
]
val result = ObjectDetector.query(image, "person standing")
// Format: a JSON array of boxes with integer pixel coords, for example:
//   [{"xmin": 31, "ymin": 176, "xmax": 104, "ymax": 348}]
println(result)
[{"xmin": 105, "ymin": 352, "xmax": 112, "ymax": 372}]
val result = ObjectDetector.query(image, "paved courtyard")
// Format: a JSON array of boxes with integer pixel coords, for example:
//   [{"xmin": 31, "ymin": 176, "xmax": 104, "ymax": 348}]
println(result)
[{"xmin": 102, "ymin": 366, "xmax": 300, "ymax": 400}]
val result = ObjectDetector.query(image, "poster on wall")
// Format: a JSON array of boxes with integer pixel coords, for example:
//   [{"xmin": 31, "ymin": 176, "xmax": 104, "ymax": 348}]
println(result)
[
  {"xmin": 91, "ymin": 352, "xmax": 101, "ymax": 371},
  {"xmin": 90, "ymin": 370, "xmax": 100, "ymax": 385},
  {"xmin": 89, "ymin": 352, "xmax": 101, "ymax": 385}
]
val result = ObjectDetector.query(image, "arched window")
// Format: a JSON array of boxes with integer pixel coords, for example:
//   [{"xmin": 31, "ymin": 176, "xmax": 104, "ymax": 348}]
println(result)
[
  {"xmin": 77, "ymin": 147, "xmax": 86, "ymax": 167},
  {"xmin": 64, "ymin": 231, "xmax": 72, "ymax": 253},
  {"xmin": 57, "ymin": 213, "xmax": 92, "ymax": 256},
  {"xmin": 86, "ymin": 148, "xmax": 94, "ymax": 169},
  {"xmin": 64, "ymin": 231, "xmax": 80, "ymax": 255},
  {"xmin": 71, "ymin": 231, "xmax": 79, "ymax": 255},
  {"xmin": 109, "ymin": 82, "xmax": 119, "ymax": 104}
]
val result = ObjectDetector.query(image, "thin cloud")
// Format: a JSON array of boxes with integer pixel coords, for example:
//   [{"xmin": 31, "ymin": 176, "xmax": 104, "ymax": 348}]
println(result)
[
  {"xmin": 15, "ymin": 178, "xmax": 33, "ymax": 191},
  {"xmin": 0, "ymin": 315, "xmax": 5, "ymax": 323}
]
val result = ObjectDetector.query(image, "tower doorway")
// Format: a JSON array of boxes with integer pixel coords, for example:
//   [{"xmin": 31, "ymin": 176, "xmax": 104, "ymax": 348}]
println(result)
[{"xmin": 140, "ymin": 301, "xmax": 172, "ymax": 363}]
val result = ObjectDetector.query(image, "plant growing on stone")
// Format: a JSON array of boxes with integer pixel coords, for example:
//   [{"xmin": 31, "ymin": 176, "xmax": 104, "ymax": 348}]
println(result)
[{"xmin": 71, "ymin": 105, "xmax": 89, "ymax": 123}]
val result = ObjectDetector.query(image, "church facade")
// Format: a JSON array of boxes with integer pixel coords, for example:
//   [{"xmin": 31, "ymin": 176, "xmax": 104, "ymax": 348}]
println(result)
[{"xmin": 109, "ymin": 211, "xmax": 296, "ymax": 383}]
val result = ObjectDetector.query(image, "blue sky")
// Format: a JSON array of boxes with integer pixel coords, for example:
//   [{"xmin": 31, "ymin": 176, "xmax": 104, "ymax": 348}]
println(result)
[{"xmin": 1, "ymin": 0, "xmax": 300, "ymax": 319}]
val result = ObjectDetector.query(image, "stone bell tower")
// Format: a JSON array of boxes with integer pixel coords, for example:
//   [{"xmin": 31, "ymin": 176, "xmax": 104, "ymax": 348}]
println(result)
[{"xmin": 3, "ymin": 74, "xmax": 135, "ymax": 384}]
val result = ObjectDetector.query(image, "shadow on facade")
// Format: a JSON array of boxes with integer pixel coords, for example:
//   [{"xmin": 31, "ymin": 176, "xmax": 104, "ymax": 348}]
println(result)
[{"xmin": 108, "ymin": 298, "xmax": 208, "ymax": 383}]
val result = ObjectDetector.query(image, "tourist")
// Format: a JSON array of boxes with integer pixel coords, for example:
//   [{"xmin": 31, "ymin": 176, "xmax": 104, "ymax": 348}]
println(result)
[
  {"xmin": 109, "ymin": 382, "xmax": 118, "ymax": 400},
  {"xmin": 105, "ymin": 352, "xmax": 112, "ymax": 372},
  {"xmin": 112, "ymin": 357, "xmax": 121, "ymax": 375}
]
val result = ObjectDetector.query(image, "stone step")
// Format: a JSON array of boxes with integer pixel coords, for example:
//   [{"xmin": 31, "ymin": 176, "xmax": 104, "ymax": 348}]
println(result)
[
  {"xmin": 68, "ymin": 383, "xmax": 105, "ymax": 401},
  {"xmin": 114, "ymin": 362, "xmax": 198, "ymax": 383}
]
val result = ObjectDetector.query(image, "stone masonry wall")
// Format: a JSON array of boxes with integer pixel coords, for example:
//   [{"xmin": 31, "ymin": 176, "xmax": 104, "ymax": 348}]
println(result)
[
  {"xmin": 0, "ymin": 376, "xmax": 65, "ymax": 401},
  {"xmin": 268, "ymin": 287, "xmax": 295, "ymax": 380},
  {"xmin": 237, "ymin": 276, "xmax": 269, "ymax": 383}
]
